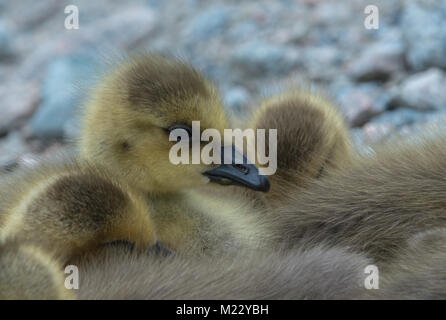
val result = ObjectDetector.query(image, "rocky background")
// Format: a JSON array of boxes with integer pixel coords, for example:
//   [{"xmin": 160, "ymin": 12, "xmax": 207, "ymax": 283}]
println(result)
[{"xmin": 0, "ymin": 0, "xmax": 445, "ymax": 169}]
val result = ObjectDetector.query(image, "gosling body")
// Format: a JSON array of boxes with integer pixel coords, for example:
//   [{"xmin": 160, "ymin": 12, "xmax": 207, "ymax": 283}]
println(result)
[{"xmin": 273, "ymin": 132, "xmax": 446, "ymax": 264}]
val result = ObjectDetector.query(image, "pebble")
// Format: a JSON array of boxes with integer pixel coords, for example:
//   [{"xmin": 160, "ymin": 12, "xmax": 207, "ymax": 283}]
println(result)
[
  {"xmin": 0, "ymin": 131, "xmax": 29, "ymax": 169},
  {"xmin": 362, "ymin": 122, "xmax": 396, "ymax": 144},
  {"xmin": 0, "ymin": 82, "xmax": 40, "ymax": 135},
  {"xmin": 370, "ymin": 107, "xmax": 431, "ymax": 128},
  {"xmin": 348, "ymin": 41, "xmax": 405, "ymax": 82},
  {"xmin": 401, "ymin": 0, "xmax": 446, "ymax": 70},
  {"xmin": 79, "ymin": 6, "xmax": 158, "ymax": 50},
  {"xmin": 303, "ymin": 46, "xmax": 343, "ymax": 80},
  {"xmin": 29, "ymin": 52, "xmax": 98, "ymax": 139},
  {"xmin": 230, "ymin": 41, "xmax": 299, "ymax": 77},
  {"xmin": 0, "ymin": 22, "xmax": 14, "ymax": 59},
  {"xmin": 336, "ymin": 84, "xmax": 391, "ymax": 127},
  {"xmin": 397, "ymin": 68, "xmax": 446, "ymax": 111},
  {"xmin": 224, "ymin": 87, "xmax": 251, "ymax": 111},
  {"xmin": 184, "ymin": 5, "xmax": 231, "ymax": 41}
]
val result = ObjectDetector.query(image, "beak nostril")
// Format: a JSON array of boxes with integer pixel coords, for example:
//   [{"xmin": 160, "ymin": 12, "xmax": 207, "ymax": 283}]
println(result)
[
  {"xmin": 203, "ymin": 145, "xmax": 269, "ymax": 191},
  {"xmin": 233, "ymin": 164, "xmax": 249, "ymax": 175}
]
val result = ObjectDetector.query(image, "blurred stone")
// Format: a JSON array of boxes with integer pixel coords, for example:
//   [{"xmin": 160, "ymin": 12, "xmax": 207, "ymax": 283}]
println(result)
[
  {"xmin": 398, "ymin": 68, "xmax": 446, "ymax": 111},
  {"xmin": 224, "ymin": 87, "xmax": 251, "ymax": 111},
  {"xmin": 9, "ymin": 6, "xmax": 155, "ymax": 91},
  {"xmin": 371, "ymin": 108, "xmax": 431, "ymax": 128},
  {"xmin": 184, "ymin": 5, "xmax": 231, "ymax": 40},
  {"xmin": 0, "ymin": 131, "xmax": 29, "ymax": 169},
  {"xmin": 230, "ymin": 41, "xmax": 299, "ymax": 77},
  {"xmin": 228, "ymin": 21, "xmax": 258, "ymax": 42},
  {"xmin": 29, "ymin": 52, "xmax": 98, "ymax": 139},
  {"xmin": 286, "ymin": 23, "xmax": 310, "ymax": 44},
  {"xmin": 73, "ymin": 6, "xmax": 158, "ymax": 50},
  {"xmin": 0, "ymin": 82, "xmax": 40, "ymax": 135},
  {"xmin": 401, "ymin": 0, "xmax": 446, "ymax": 70},
  {"xmin": 0, "ymin": 22, "xmax": 14, "ymax": 59},
  {"xmin": 313, "ymin": 1, "xmax": 353, "ymax": 26},
  {"xmin": 349, "ymin": 42, "xmax": 405, "ymax": 82},
  {"xmin": 12, "ymin": 0, "xmax": 62, "ymax": 30},
  {"xmin": 303, "ymin": 46, "xmax": 342, "ymax": 80},
  {"xmin": 145, "ymin": 0, "xmax": 164, "ymax": 8},
  {"xmin": 336, "ymin": 85, "xmax": 390, "ymax": 127},
  {"xmin": 363, "ymin": 122, "xmax": 396, "ymax": 144}
]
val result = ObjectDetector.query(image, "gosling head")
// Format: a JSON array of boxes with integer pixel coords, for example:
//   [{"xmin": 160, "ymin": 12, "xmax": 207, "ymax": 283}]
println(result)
[
  {"xmin": 79, "ymin": 54, "xmax": 269, "ymax": 194},
  {"xmin": 1, "ymin": 165, "xmax": 157, "ymax": 261}
]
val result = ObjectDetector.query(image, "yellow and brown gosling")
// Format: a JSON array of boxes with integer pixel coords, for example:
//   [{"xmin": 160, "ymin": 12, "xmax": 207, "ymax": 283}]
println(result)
[{"xmin": 0, "ymin": 158, "xmax": 156, "ymax": 262}]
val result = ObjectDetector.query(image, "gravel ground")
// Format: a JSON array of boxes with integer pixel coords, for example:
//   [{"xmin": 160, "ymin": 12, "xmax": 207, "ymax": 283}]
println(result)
[{"xmin": 0, "ymin": 0, "xmax": 446, "ymax": 168}]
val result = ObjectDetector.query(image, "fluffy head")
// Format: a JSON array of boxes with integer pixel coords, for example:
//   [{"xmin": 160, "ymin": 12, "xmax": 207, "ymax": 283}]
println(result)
[
  {"xmin": 79, "ymin": 54, "xmax": 229, "ymax": 194},
  {"xmin": 0, "ymin": 161, "xmax": 156, "ymax": 260},
  {"xmin": 250, "ymin": 88, "xmax": 351, "ymax": 176},
  {"xmin": 246, "ymin": 88, "xmax": 352, "ymax": 204}
]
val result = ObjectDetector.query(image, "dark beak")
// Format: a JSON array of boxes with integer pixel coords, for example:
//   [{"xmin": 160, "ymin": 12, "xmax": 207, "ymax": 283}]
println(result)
[{"xmin": 203, "ymin": 145, "xmax": 270, "ymax": 192}]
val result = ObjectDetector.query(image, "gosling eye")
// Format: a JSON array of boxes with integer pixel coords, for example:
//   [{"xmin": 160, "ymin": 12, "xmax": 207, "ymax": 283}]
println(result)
[{"xmin": 167, "ymin": 124, "xmax": 193, "ymax": 142}]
